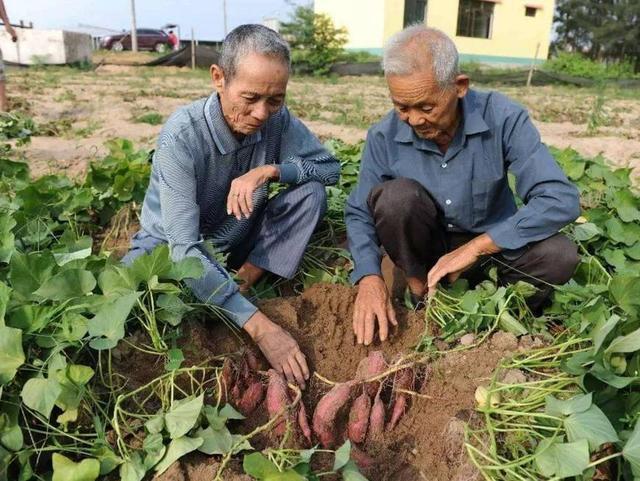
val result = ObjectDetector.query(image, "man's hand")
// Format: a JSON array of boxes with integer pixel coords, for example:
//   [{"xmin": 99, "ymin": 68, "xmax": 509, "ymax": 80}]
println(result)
[
  {"xmin": 5, "ymin": 25, "xmax": 17, "ymax": 42},
  {"xmin": 226, "ymin": 165, "xmax": 279, "ymax": 220},
  {"xmin": 244, "ymin": 311, "xmax": 309, "ymax": 389},
  {"xmin": 426, "ymin": 233, "xmax": 501, "ymax": 296},
  {"xmin": 353, "ymin": 275, "xmax": 397, "ymax": 345}
]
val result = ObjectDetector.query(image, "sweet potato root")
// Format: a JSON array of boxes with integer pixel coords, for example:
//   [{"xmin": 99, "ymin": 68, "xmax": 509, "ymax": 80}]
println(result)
[
  {"xmin": 387, "ymin": 367, "xmax": 415, "ymax": 431},
  {"xmin": 297, "ymin": 401, "xmax": 312, "ymax": 445},
  {"xmin": 236, "ymin": 376, "xmax": 265, "ymax": 416},
  {"xmin": 219, "ymin": 357, "xmax": 235, "ymax": 405},
  {"xmin": 368, "ymin": 390, "xmax": 385, "ymax": 438},
  {"xmin": 266, "ymin": 369, "xmax": 292, "ymax": 436},
  {"xmin": 355, "ymin": 351, "xmax": 387, "ymax": 398},
  {"xmin": 348, "ymin": 391, "xmax": 372, "ymax": 444},
  {"xmin": 312, "ymin": 382, "xmax": 354, "ymax": 448}
]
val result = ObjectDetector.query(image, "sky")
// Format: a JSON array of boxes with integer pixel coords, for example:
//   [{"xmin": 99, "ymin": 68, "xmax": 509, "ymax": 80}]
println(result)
[{"xmin": 5, "ymin": 0, "xmax": 305, "ymax": 40}]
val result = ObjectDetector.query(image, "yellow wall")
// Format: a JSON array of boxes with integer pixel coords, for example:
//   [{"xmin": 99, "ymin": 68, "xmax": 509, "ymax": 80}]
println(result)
[
  {"xmin": 314, "ymin": 0, "xmax": 387, "ymax": 50},
  {"xmin": 315, "ymin": 0, "xmax": 555, "ymax": 64}
]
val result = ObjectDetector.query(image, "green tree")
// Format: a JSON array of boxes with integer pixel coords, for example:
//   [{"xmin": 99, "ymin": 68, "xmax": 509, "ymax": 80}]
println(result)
[
  {"xmin": 553, "ymin": 0, "xmax": 640, "ymax": 72},
  {"xmin": 280, "ymin": 4, "xmax": 348, "ymax": 75}
]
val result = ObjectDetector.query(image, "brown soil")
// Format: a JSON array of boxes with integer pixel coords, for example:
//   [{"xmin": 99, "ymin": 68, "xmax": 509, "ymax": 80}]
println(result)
[{"xmin": 112, "ymin": 283, "xmax": 526, "ymax": 481}]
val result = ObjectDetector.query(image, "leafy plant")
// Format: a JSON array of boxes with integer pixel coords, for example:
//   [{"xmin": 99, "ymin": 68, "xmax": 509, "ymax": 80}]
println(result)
[{"xmin": 134, "ymin": 112, "xmax": 164, "ymax": 126}]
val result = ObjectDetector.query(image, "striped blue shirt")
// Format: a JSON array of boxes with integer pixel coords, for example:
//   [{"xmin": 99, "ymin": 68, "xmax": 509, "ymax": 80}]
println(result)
[{"xmin": 139, "ymin": 93, "xmax": 340, "ymax": 326}]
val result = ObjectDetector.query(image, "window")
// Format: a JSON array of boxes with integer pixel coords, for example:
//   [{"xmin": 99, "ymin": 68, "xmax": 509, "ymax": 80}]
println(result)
[
  {"xmin": 525, "ymin": 6, "xmax": 537, "ymax": 17},
  {"xmin": 404, "ymin": 0, "xmax": 428, "ymax": 27},
  {"xmin": 456, "ymin": 0, "xmax": 494, "ymax": 39}
]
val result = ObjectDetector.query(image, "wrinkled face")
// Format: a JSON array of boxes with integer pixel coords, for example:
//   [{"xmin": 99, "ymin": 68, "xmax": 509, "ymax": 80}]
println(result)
[
  {"xmin": 387, "ymin": 69, "xmax": 469, "ymax": 145},
  {"xmin": 211, "ymin": 52, "xmax": 289, "ymax": 136}
]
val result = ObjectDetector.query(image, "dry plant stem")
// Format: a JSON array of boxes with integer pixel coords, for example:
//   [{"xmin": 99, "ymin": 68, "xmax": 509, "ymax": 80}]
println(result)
[{"xmin": 213, "ymin": 383, "xmax": 303, "ymax": 481}]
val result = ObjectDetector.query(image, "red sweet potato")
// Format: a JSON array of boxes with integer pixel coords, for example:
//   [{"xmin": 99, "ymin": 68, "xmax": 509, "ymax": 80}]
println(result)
[
  {"xmin": 266, "ymin": 369, "xmax": 292, "ymax": 436},
  {"xmin": 387, "ymin": 367, "xmax": 415, "ymax": 431},
  {"xmin": 347, "ymin": 391, "xmax": 372, "ymax": 444},
  {"xmin": 236, "ymin": 376, "xmax": 265, "ymax": 415},
  {"xmin": 242, "ymin": 349, "xmax": 261, "ymax": 371},
  {"xmin": 219, "ymin": 357, "xmax": 235, "ymax": 404},
  {"xmin": 312, "ymin": 382, "xmax": 354, "ymax": 448},
  {"xmin": 297, "ymin": 401, "xmax": 312, "ymax": 445},
  {"xmin": 350, "ymin": 445, "xmax": 376, "ymax": 470},
  {"xmin": 368, "ymin": 390, "xmax": 385, "ymax": 438},
  {"xmin": 355, "ymin": 351, "xmax": 387, "ymax": 398}
]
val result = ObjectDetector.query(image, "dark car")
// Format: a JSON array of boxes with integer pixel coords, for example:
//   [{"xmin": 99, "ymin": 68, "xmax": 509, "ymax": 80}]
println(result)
[{"xmin": 100, "ymin": 29, "xmax": 172, "ymax": 53}]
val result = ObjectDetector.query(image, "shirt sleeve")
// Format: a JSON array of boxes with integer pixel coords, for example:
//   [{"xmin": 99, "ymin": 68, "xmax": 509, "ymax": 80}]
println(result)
[
  {"xmin": 486, "ymin": 108, "xmax": 581, "ymax": 250},
  {"xmin": 345, "ymin": 129, "xmax": 388, "ymax": 284},
  {"xmin": 277, "ymin": 108, "xmax": 340, "ymax": 186},
  {"xmin": 154, "ymin": 132, "xmax": 258, "ymax": 327}
]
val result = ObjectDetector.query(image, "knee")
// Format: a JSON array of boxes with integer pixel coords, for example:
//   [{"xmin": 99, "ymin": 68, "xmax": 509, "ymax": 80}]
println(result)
[
  {"xmin": 367, "ymin": 178, "xmax": 433, "ymax": 218},
  {"xmin": 294, "ymin": 181, "xmax": 327, "ymax": 216},
  {"xmin": 536, "ymin": 235, "xmax": 580, "ymax": 284}
]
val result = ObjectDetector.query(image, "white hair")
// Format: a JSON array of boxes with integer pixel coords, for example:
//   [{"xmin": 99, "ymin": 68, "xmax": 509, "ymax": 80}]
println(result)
[{"xmin": 382, "ymin": 25, "xmax": 459, "ymax": 88}]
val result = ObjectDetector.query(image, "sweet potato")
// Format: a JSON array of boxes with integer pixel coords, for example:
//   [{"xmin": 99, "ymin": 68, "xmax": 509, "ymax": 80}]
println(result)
[
  {"xmin": 266, "ymin": 369, "xmax": 292, "ymax": 436},
  {"xmin": 242, "ymin": 349, "xmax": 260, "ymax": 371},
  {"xmin": 355, "ymin": 351, "xmax": 387, "ymax": 398},
  {"xmin": 236, "ymin": 376, "xmax": 265, "ymax": 415},
  {"xmin": 347, "ymin": 391, "xmax": 372, "ymax": 444},
  {"xmin": 368, "ymin": 390, "xmax": 385, "ymax": 438},
  {"xmin": 350, "ymin": 445, "xmax": 376, "ymax": 470},
  {"xmin": 387, "ymin": 367, "xmax": 415, "ymax": 431},
  {"xmin": 219, "ymin": 357, "xmax": 235, "ymax": 404},
  {"xmin": 297, "ymin": 401, "xmax": 312, "ymax": 445},
  {"xmin": 312, "ymin": 382, "xmax": 354, "ymax": 448}
]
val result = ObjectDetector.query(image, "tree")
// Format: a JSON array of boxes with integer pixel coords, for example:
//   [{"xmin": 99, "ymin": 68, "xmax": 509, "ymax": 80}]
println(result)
[
  {"xmin": 553, "ymin": 0, "xmax": 640, "ymax": 72},
  {"xmin": 279, "ymin": 4, "xmax": 348, "ymax": 75}
]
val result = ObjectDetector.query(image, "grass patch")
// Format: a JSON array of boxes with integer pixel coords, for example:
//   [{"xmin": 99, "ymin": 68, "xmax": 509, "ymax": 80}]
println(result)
[{"xmin": 134, "ymin": 112, "xmax": 164, "ymax": 125}]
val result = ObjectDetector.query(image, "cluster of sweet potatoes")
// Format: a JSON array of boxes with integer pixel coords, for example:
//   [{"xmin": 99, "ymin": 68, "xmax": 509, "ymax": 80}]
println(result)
[{"xmin": 220, "ymin": 350, "xmax": 422, "ymax": 451}]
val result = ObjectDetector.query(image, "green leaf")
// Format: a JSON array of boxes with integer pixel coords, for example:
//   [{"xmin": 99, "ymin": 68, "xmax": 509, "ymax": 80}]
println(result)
[
  {"xmin": 34, "ymin": 269, "xmax": 96, "ymax": 301},
  {"xmin": 498, "ymin": 311, "xmax": 528, "ymax": 336},
  {"xmin": 51, "ymin": 453, "xmax": 100, "ymax": 481},
  {"xmin": 219, "ymin": 404, "xmax": 245, "ymax": 421},
  {"xmin": 602, "ymin": 248, "xmax": 628, "ymax": 271},
  {"xmin": 0, "ymin": 399, "xmax": 23, "ymax": 451},
  {"xmin": 164, "ymin": 393, "xmax": 204, "ymax": 439},
  {"xmin": 98, "ymin": 265, "xmax": 139, "ymax": 295},
  {"xmin": 165, "ymin": 348, "xmax": 185, "ymax": 371},
  {"xmin": 341, "ymin": 460, "xmax": 369, "ymax": 481},
  {"xmin": 130, "ymin": 245, "xmax": 172, "ymax": 285},
  {"xmin": 573, "ymin": 222, "xmax": 601, "ymax": 241},
  {"xmin": 166, "ymin": 256, "xmax": 204, "ymax": 281},
  {"xmin": 605, "ymin": 326, "xmax": 640, "ymax": 354},
  {"xmin": 605, "ymin": 218, "xmax": 640, "ymax": 246},
  {"xmin": 0, "ymin": 214, "xmax": 16, "ymax": 264},
  {"xmin": 156, "ymin": 294, "xmax": 193, "ymax": 326},
  {"xmin": 610, "ymin": 189, "xmax": 640, "ymax": 223},
  {"xmin": 119, "ymin": 453, "xmax": 145, "ymax": 481},
  {"xmin": 0, "ymin": 325, "xmax": 25, "ymax": 385},
  {"xmin": 154, "ymin": 436, "xmax": 203, "ymax": 475},
  {"xmin": 545, "ymin": 393, "xmax": 592, "ymax": 417},
  {"xmin": 564, "ymin": 404, "xmax": 619, "ymax": 450},
  {"xmin": 9, "ymin": 251, "xmax": 56, "ymax": 299},
  {"xmin": 626, "ymin": 243, "xmax": 640, "ymax": 261},
  {"xmin": 21, "ymin": 377, "xmax": 62, "ymax": 418},
  {"xmin": 610, "ymin": 275, "xmax": 640, "ymax": 317},
  {"xmin": 623, "ymin": 419, "xmax": 640, "ymax": 476},
  {"xmin": 88, "ymin": 292, "xmax": 140, "ymax": 350},
  {"xmin": 589, "ymin": 362, "xmax": 636, "ymax": 388},
  {"xmin": 0, "ymin": 282, "xmax": 9, "ymax": 325},
  {"xmin": 591, "ymin": 314, "xmax": 620, "ymax": 353},
  {"xmin": 534, "ymin": 438, "xmax": 590, "ymax": 478},
  {"xmin": 145, "ymin": 414, "xmax": 164, "ymax": 435},
  {"xmin": 52, "ymin": 237, "xmax": 93, "ymax": 266},
  {"xmin": 243, "ymin": 452, "xmax": 305, "ymax": 480},
  {"xmin": 333, "ymin": 440, "xmax": 351, "ymax": 471},
  {"xmin": 196, "ymin": 426, "xmax": 252, "ymax": 455},
  {"xmin": 142, "ymin": 433, "xmax": 166, "ymax": 469}
]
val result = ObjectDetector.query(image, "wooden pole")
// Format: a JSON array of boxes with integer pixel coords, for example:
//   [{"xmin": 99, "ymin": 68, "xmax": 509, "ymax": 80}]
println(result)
[
  {"xmin": 191, "ymin": 28, "xmax": 195, "ymax": 69},
  {"xmin": 526, "ymin": 42, "xmax": 541, "ymax": 87},
  {"xmin": 130, "ymin": 0, "xmax": 138, "ymax": 52}
]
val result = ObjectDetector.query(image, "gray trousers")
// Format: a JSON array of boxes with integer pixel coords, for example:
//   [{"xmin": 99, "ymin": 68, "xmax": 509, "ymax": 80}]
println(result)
[
  {"xmin": 123, "ymin": 181, "xmax": 327, "ymax": 280},
  {"xmin": 368, "ymin": 178, "xmax": 580, "ymax": 312}
]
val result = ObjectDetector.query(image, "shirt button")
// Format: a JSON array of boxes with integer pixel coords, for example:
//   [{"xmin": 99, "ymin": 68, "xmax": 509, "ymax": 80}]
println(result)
[
  {"xmin": 441, "ymin": 163, "xmax": 447, "ymax": 168},
  {"xmin": 445, "ymin": 199, "xmax": 452, "ymax": 205}
]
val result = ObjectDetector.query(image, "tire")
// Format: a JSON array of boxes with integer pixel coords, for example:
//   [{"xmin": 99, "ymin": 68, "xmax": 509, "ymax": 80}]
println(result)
[
  {"xmin": 111, "ymin": 41, "xmax": 124, "ymax": 52},
  {"xmin": 154, "ymin": 43, "xmax": 168, "ymax": 53}
]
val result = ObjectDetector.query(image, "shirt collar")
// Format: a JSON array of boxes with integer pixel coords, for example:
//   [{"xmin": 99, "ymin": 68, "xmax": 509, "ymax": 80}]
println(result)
[
  {"xmin": 204, "ymin": 93, "xmax": 262, "ymax": 155},
  {"xmin": 392, "ymin": 88, "xmax": 489, "ymax": 146}
]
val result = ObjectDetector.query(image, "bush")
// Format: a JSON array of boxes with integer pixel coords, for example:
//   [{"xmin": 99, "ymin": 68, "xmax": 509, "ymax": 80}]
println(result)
[
  {"xmin": 544, "ymin": 52, "xmax": 638, "ymax": 80},
  {"xmin": 280, "ymin": 5, "xmax": 348, "ymax": 75}
]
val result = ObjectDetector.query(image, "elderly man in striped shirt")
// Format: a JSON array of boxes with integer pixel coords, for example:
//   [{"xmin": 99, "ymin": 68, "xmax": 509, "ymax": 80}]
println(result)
[{"xmin": 124, "ymin": 25, "xmax": 340, "ymax": 388}]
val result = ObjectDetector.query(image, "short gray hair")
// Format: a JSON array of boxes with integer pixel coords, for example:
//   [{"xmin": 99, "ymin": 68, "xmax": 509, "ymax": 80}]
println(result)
[
  {"xmin": 219, "ymin": 24, "xmax": 291, "ymax": 82},
  {"xmin": 382, "ymin": 25, "xmax": 459, "ymax": 88}
]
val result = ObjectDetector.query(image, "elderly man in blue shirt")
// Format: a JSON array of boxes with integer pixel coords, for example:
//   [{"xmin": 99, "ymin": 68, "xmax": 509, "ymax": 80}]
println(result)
[
  {"xmin": 124, "ymin": 25, "xmax": 340, "ymax": 387},
  {"xmin": 346, "ymin": 25, "xmax": 581, "ymax": 346}
]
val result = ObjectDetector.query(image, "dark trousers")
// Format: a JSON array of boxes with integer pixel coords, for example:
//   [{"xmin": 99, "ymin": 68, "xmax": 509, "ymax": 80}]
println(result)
[{"xmin": 368, "ymin": 178, "xmax": 580, "ymax": 312}]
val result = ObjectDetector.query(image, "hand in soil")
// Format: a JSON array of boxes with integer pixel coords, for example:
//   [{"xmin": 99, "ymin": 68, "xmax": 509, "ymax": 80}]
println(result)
[
  {"xmin": 353, "ymin": 275, "xmax": 397, "ymax": 345},
  {"xmin": 244, "ymin": 312, "xmax": 309, "ymax": 388}
]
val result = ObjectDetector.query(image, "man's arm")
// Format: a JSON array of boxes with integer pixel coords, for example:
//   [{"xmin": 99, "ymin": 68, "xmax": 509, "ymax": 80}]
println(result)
[
  {"xmin": 0, "ymin": 1, "xmax": 16, "ymax": 42},
  {"xmin": 276, "ymin": 108, "xmax": 340, "ymax": 186},
  {"xmin": 345, "ymin": 130, "xmax": 397, "ymax": 345}
]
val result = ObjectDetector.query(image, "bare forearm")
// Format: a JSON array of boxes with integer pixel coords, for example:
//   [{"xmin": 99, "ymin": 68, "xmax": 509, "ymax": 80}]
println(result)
[
  {"xmin": 469, "ymin": 233, "xmax": 502, "ymax": 256},
  {"xmin": 0, "ymin": 1, "xmax": 10, "ymax": 27}
]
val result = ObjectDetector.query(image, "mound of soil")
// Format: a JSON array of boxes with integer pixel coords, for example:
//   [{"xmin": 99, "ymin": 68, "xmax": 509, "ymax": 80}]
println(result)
[{"xmin": 113, "ymin": 284, "xmax": 527, "ymax": 481}]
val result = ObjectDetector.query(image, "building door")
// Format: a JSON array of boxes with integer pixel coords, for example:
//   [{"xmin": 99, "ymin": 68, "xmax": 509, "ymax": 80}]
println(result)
[{"xmin": 404, "ymin": 0, "xmax": 428, "ymax": 27}]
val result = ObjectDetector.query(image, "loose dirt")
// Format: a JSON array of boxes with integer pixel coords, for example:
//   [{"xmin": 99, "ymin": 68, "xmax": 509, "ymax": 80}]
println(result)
[{"xmin": 112, "ymin": 283, "xmax": 531, "ymax": 481}]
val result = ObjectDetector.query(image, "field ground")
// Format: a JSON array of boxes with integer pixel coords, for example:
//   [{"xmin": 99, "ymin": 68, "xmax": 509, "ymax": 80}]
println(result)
[{"xmin": 6, "ymin": 63, "xmax": 640, "ymax": 182}]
